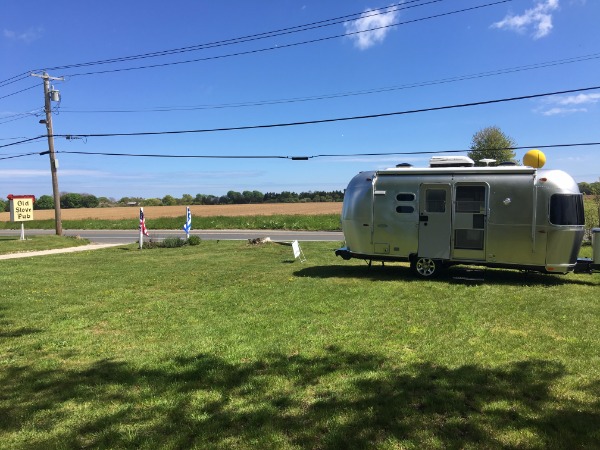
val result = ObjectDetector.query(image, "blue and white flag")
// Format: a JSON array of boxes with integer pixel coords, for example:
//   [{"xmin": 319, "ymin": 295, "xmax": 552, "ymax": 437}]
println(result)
[{"xmin": 183, "ymin": 207, "xmax": 192, "ymax": 235}]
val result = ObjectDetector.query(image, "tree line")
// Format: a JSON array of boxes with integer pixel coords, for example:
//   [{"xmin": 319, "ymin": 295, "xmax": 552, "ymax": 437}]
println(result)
[{"xmin": 0, "ymin": 190, "xmax": 345, "ymax": 211}]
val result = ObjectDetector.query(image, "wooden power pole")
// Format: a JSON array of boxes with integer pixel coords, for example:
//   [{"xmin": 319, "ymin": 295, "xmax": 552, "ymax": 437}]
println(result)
[{"xmin": 32, "ymin": 72, "xmax": 63, "ymax": 235}]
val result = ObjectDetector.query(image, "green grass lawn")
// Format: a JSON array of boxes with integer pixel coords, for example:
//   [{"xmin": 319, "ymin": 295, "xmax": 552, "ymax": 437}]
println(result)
[
  {"xmin": 0, "ymin": 235, "xmax": 90, "ymax": 255},
  {"xmin": 0, "ymin": 241, "xmax": 599, "ymax": 449},
  {"xmin": 0, "ymin": 214, "xmax": 342, "ymax": 231}
]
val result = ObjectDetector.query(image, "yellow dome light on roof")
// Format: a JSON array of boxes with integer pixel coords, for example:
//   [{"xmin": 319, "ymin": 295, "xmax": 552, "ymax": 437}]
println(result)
[{"xmin": 523, "ymin": 149, "xmax": 546, "ymax": 168}]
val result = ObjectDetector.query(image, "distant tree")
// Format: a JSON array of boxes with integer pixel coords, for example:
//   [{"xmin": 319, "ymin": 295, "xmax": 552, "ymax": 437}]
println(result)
[
  {"xmin": 141, "ymin": 198, "xmax": 162, "ymax": 207},
  {"xmin": 81, "ymin": 194, "xmax": 99, "ymax": 208},
  {"xmin": 578, "ymin": 182, "xmax": 592, "ymax": 195},
  {"xmin": 0, "ymin": 199, "xmax": 6, "ymax": 212},
  {"xmin": 226, "ymin": 191, "xmax": 243, "ymax": 204},
  {"xmin": 241, "ymin": 190, "xmax": 264, "ymax": 204},
  {"xmin": 180, "ymin": 194, "xmax": 194, "ymax": 205},
  {"xmin": 34, "ymin": 195, "xmax": 54, "ymax": 210},
  {"xmin": 205, "ymin": 195, "xmax": 219, "ymax": 205},
  {"xmin": 60, "ymin": 193, "xmax": 83, "ymax": 209},
  {"xmin": 161, "ymin": 195, "xmax": 177, "ymax": 206},
  {"xmin": 193, "ymin": 194, "xmax": 206, "ymax": 205},
  {"xmin": 97, "ymin": 197, "xmax": 116, "ymax": 207},
  {"xmin": 468, "ymin": 126, "xmax": 517, "ymax": 166},
  {"xmin": 279, "ymin": 191, "xmax": 299, "ymax": 203}
]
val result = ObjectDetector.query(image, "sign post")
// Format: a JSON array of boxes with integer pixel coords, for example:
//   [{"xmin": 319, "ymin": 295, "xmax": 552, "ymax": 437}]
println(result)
[{"xmin": 7, "ymin": 194, "xmax": 35, "ymax": 240}]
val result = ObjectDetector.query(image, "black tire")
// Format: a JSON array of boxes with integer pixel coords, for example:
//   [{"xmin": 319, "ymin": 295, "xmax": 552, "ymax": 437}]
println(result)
[{"xmin": 411, "ymin": 257, "xmax": 442, "ymax": 278}]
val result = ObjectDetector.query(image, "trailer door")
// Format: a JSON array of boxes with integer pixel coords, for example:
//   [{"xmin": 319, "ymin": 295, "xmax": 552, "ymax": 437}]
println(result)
[
  {"xmin": 418, "ymin": 184, "xmax": 451, "ymax": 259},
  {"xmin": 452, "ymin": 183, "xmax": 488, "ymax": 261}
]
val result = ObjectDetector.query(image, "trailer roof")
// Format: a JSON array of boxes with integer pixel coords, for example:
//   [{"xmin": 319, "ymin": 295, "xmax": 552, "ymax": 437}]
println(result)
[{"xmin": 377, "ymin": 165, "xmax": 537, "ymax": 176}]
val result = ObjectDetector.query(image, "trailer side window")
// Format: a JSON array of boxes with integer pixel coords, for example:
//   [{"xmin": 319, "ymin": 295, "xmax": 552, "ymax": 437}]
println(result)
[
  {"xmin": 426, "ymin": 189, "xmax": 446, "ymax": 213},
  {"xmin": 549, "ymin": 194, "xmax": 584, "ymax": 225},
  {"xmin": 396, "ymin": 193, "xmax": 415, "ymax": 201},
  {"xmin": 396, "ymin": 205, "xmax": 414, "ymax": 213}
]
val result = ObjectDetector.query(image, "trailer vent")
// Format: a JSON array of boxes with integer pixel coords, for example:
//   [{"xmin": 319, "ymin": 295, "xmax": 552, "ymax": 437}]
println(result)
[
  {"xmin": 395, "ymin": 163, "xmax": 413, "ymax": 168},
  {"xmin": 429, "ymin": 156, "xmax": 474, "ymax": 167}
]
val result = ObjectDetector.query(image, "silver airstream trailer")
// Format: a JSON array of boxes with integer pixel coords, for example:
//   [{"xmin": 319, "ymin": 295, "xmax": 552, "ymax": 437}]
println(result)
[{"xmin": 335, "ymin": 155, "xmax": 599, "ymax": 277}]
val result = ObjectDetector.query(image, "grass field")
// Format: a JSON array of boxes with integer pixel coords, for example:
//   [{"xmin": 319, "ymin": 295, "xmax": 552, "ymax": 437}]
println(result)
[
  {"xmin": 0, "ymin": 235, "xmax": 90, "ymax": 255},
  {"xmin": 1, "ymin": 241, "xmax": 599, "ymax": 449},
  {"xmin": 0, "ymin": 204, "xmax": 343, "ymax": 231}
]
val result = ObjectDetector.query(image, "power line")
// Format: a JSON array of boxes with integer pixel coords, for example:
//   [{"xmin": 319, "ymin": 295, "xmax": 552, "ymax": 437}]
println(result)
[
  {"xmin": 0, "ymin": 0, "xmax": 449, "ymax": 86},
  {"xmin": 312, "ymin": 142, "xmax": 600, "ymax": 158},
  {"xmin": 0, "ymin": 151, "xmax": 42, "ymax": 161},
  {"xmin": 0, "ymin": 110, "xmax": 42, "ymax": 126},
  {"xmin": 58, "ymin": 53, "xmax": 600, "ymax": 114},
  {"xmin": 2, "ymin": 141, "xmax": 596, "ymax": 162},
  {"xmin": 45, "ymin": 0, "xmax": 444, "ymax": 71},
  {"xmin": 64, "ymin": 1, "xmax": 510, "ymax": 77},
  {"xmin": 53, "ymin": 85, "xmax": 600, "ymax": 139},
  {"xmin": 0, "ymin": 72, "xmax": 30, "ymax": 89},
  {"xmin": 0, "ymin": 136, "xmax": 46, "ymax": 149},
  {"xmin": 0, "ymin": 84, "xmax": 38, "ymax": 100},
  {"xmin": 7, "ymin": 84, "xmax": 597, "ymax": 157}
]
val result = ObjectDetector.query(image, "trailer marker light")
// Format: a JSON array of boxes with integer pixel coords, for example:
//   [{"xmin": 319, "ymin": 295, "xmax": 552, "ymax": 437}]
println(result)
[{"xmin": 540, "ymin": 178, "xmax": 548, "ymax": 182}]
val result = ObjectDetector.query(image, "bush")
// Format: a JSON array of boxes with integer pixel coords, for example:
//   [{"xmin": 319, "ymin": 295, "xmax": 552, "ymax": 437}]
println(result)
[
  {"xmin": 140, "ymin": 235, "xmax": 201, "ymax": 249},
  {"xmin": 187, "ymin": 235, "xmax": 201, "ymax": 246},
  {"xmin": 161, "ymin": 237, "xmax": 186, "ymax": 248}
]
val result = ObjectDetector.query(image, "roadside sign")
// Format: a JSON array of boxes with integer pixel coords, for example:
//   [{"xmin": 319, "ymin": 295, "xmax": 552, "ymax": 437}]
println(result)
[{"xmin": 8, "ymin": 194, "xmax": 35, "ymax": 222}]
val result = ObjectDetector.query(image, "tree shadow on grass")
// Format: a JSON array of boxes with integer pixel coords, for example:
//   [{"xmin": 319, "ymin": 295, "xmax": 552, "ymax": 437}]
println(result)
[
  {"xmin": 0, "ymin": 307, "xmax": 41, "ymax": 338},
  {"xmin": 295, "ymin": 264, "xmax": 599, "ymax": 286},
  {"xmin": 1, "ymin": 347, "xmax": 598, "ymax": 449}
]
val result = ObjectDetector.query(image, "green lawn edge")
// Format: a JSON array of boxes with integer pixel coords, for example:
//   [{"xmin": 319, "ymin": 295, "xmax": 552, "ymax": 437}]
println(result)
[{"xmin": 0, "ymin": 214, "xmax": 341, "ymax": 231}]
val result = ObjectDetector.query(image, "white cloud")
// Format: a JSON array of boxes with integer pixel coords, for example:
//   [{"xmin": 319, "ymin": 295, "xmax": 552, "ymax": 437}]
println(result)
[
  {"xmin": 3, "ymin": 27, "xmax": 44, "ymax": 43},
  {"xmin": 537, "ymin": 92, "xmax": 600, "ymax": 115},
  {"xmin": 344, "ymin": 7, "xmax": 399, "ymax": 50},
  {"xmin": 491, "ymin": 0, "xmax": 559, "ymax": 39},
  {"xmin": 541, "ymin": 107, "xmax": 587, "ymax": 116},
  {"xmin": 553, "ymin": 93, "xmax": 600, "ymax": 105}
]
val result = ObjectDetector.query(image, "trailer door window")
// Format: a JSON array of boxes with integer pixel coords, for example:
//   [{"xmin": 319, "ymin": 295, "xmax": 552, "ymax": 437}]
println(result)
[
  {"xmin": 549, "ymin": 194, "xmax": 584, "ymax": 225},
  {"xmin": 426, "ymin": 189, "xmax": 446, "ymax": 213},
  {"xmin": 456, "ymin": 186, "xmax": 486, "ymax": 213}
]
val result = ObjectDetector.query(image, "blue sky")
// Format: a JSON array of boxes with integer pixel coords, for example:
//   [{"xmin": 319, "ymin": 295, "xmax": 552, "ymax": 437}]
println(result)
[{"xmin": 1, "ymin": 0, "xmax": 599, "ymax": 200}]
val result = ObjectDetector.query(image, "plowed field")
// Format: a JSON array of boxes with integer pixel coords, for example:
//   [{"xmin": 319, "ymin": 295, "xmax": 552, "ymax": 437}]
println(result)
[{"xmin": 1, "ymin": 203, "xmax": 342, "ymax": 221}]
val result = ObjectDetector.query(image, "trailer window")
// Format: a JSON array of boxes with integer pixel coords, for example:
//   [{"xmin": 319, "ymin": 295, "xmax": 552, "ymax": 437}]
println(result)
[
  {"xmin": 426, "ymin": 189, "xmax": 446, "ymax": 213},
  {"xmin": 396, "ymin": 205, "xmax": 415, "ymax": 214},
  {"xmin": 396, "ymin": 193, "xmax": 415, "ymax": 202},
  {"xmin": 455, "ymin": 229, "xmax": 484, "ymax": 250},
  {"xmin": 456, "ymin": 186, "xmax": 485, "ymax": 213},
  {"xmin": 549, "ymin": 194, "xmax": 584, "ymax": 225}
]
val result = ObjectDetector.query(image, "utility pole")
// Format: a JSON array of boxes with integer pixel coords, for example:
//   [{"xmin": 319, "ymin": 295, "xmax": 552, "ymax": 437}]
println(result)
[{"xmin": 32, "ymin": 72, "xmax": 63, "ymax": 235}]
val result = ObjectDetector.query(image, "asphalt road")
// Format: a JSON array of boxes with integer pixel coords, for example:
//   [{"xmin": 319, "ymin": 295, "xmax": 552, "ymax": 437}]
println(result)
[{"xmin": 1, "ymin": 229, "xmax": 344, "ymax": 244}]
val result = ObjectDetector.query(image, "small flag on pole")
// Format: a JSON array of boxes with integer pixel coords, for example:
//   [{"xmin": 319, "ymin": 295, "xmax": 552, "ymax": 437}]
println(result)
[
  {"xmin": 140, "ymin": 207, "xmax": 149, "ymax": 237},
  {"xmin": 183, "ymin": 206, "xmax": 192, "ymax": 237}
]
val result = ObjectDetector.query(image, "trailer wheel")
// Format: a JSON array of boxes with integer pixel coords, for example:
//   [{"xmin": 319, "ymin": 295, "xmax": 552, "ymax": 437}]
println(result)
[{"xmin": 411, "ymin": 257, "xmax": 442, "ymax": 278}]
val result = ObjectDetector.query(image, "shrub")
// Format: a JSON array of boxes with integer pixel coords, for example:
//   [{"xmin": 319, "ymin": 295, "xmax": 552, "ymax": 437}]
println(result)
[
  {"xmin": 187, "ymin": 235, "xmax": 201, "ymax": 246},
  {"xmin": 161, "ymin": 237, "xmax": 186, "ymax": 248}
]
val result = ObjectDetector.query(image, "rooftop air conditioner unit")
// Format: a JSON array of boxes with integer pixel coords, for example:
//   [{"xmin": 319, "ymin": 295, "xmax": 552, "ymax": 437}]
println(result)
[{"xmin": 429, "ymin": 156, "xmax": 475, "ymax": 167}]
